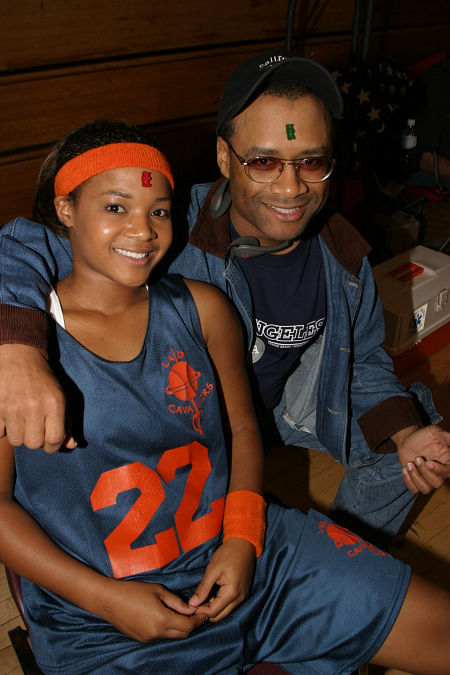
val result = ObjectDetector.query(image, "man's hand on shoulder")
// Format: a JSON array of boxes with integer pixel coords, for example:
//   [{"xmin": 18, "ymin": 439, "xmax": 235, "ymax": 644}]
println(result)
[
  {"xmin": 394, "ymin": 425, "xmax": 450, "ymax": 494},
  {"xmin": 0, "ymin": 344, "xmax": 74, "ymax": 453}
]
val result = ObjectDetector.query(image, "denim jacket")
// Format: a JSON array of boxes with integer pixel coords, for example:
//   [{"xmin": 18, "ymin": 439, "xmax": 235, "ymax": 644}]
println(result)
[
  {"xmin": 0, "ymin": 181, "xmax": 437, "ymax": 458},
  {"xmin": 170, "ymin": 181, "xmax": 437, "ymax": 460}
]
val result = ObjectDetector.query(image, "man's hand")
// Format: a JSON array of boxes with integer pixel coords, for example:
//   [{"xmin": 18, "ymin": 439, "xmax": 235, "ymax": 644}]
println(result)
[
  {"xmin": 394, "ymin": 425, "xmax": 450, "ymax": 494},
  {"xmin": 0, "ymin": 344, "xmax": 74, "ymax": 453},
  {"xmin": 99, "ymin": 578, "xmax": 205, "ymax": 642},
  {"xmin": 188, "ymin": 538, "xmax": 256, "ymax": 622}
]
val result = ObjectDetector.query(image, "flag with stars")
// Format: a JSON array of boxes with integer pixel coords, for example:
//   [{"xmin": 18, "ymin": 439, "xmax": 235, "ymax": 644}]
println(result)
[{"xmin": 329, "ymin": 60, "xmax": 412, "ymax": 176}]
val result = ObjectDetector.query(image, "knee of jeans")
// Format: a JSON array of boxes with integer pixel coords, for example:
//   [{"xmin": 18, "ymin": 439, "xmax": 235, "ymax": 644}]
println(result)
[{"xmin": 351, "ymin": 453, "xmax": 405, "ymax": 490}]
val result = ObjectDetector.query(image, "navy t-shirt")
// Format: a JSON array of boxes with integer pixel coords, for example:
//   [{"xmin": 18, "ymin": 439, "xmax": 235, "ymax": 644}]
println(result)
[{"xmin": 233, "ymin": 228, "xmax": 326, "ymax": 411}]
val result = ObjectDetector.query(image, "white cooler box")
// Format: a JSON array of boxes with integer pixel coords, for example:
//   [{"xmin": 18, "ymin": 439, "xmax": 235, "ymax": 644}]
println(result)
[{"xmin": 373, "ymin": 246, "xmax": 450, "ymax": 356}]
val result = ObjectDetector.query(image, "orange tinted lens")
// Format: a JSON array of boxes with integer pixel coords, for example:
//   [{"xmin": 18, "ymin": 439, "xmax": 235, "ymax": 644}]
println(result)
[{"xmin": 247, "ymin": 157, "xmax": 281, "ymax": 172}]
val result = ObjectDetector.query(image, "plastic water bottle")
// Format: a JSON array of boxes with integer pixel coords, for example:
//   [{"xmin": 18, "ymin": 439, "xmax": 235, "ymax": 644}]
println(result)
[
  {"xmin": 399, "ymin": 119, "xmax": 419, "ymax": 180},
  {"xmin": 401, "ymin": 119, "xmax": 418, "ymax": 151}
]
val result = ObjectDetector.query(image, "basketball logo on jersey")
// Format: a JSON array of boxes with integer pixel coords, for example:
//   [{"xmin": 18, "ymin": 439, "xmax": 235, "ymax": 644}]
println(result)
[
  {"xmin": 316, "ymin": 519, "xmax": 388, "ymax": 558},
  {"xmin": 162, "ymin": 346, "xmax": 214, "ymax": 434}
]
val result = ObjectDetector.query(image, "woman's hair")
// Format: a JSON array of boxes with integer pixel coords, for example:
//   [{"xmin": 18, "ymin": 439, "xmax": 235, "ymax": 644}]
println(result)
[{"xmin": 32, "ymin": 120, "xmax": 155, "ymax": 236}]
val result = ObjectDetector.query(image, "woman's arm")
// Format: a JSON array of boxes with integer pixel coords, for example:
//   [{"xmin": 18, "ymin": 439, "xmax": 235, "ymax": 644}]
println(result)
[
  {"xmin": 0, "ymin": 437, "xmax": 204, "ymax": 642},
  {"xmin": 185, "ymin": 278, "xmax": 264, "ymax": 494},
  {"xmin": 184, "ymin": 279, "xmax": 265, "ymax": 622}
]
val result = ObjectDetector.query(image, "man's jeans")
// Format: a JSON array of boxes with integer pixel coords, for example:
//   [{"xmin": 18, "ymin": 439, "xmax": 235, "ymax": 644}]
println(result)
[{"xmin": 269, "ymin": 402, "xmax": 418, "ymax": 545}]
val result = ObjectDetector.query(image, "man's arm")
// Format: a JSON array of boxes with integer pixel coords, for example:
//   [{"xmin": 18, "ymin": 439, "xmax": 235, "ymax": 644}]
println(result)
[
  {"xmin": 0, "ymin": 218, "xmax": 73, "ymax": 451},
  {"xmin": 358, "ymin": 386, "xmax": 450, "ymax": 494},
  {"xmin": 0, "ymin": 345, "xmax": 74, "ymax": 453},
  {"xmin": 0, "ymin": 217, "xmax": 72, "ymax": 315},
  {"xmin": 351, "ymin": 257, "xmax": 448, "ymax": 493},
  {"xmin": 348, "ymin": 257, "xmax": 425, "ymax": 441}
]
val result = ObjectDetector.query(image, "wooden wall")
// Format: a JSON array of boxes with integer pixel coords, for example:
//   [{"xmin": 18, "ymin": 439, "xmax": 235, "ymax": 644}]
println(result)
[{"xmin": 1, "ymin": 0, "xmax": 449, "ymax": 225}]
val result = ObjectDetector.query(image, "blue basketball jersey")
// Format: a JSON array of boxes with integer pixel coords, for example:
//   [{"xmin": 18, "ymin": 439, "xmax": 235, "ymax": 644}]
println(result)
[{"xmin": 15, "ymin": 275, "xmax": 228, "ymax": 582}]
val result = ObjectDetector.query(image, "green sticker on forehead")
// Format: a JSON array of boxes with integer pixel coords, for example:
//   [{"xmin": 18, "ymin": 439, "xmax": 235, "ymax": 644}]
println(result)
[{"xmin": 286, "ymin": 124, "xmax": 296, "ymax": 140}]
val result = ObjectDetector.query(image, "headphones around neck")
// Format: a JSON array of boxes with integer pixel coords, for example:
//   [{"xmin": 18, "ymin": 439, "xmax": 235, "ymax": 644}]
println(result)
[
  {"xmin": 209, "ymin": 178, "xmax": 232, "ymax": 219},
  {"xmin": 209, "ymin": 179, "xmax": 294, "ymax": 258},
  {"xmin": 227, "ymin": 236, "xmax": 295, "ymax": 258}
]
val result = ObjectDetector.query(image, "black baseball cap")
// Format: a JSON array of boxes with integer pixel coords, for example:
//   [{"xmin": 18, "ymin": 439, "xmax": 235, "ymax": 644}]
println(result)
[{"xmin": 217, "ymin": 47, "xmax": 343, "ymax": 134}]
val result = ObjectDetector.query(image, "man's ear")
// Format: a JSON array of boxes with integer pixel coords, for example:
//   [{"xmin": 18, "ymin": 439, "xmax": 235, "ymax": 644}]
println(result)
[
  {"xmin": 54, "ymin": 196, "xmax": 74, "ymax": 228},
  {"xmin": 216, "ymin": 136, "xmax": 231, "ymax": 179}
]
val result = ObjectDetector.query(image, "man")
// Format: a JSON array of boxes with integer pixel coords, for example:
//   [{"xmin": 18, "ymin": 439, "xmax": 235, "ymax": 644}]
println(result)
[{"xmin": 1, "ymin": 48, "xmax": 449, "ymax": 544}]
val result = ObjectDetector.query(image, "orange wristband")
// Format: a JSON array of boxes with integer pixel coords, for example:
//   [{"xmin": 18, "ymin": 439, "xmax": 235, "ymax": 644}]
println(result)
[{"xmin": 222, "ymin": 490, "xmax": 266, "ymax": 557}]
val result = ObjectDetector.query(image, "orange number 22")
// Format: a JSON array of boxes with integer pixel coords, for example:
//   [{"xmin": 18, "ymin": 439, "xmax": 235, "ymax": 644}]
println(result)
[{"xmin": 90, "ymin": 441, "xmax": 224, "ymax": 578}]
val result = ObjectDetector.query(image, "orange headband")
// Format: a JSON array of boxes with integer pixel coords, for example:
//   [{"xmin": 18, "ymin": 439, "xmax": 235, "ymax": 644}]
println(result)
[{"xmin": 54, "ymin": 142, "xmax": 174, "ymax": 195}]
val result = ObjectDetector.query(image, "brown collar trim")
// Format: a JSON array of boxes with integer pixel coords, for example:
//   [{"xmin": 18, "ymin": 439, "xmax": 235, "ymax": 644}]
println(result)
[
  {"xmin": 189, "ymin": 178, "xmax": 230, "ymax": 259},
  {"xmin": 319, "ymin": 213, "xmax": 371, "ymax": 275}
]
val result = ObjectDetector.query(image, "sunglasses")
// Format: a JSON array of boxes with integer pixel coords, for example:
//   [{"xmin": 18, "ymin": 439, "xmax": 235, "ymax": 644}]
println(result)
[{"xmin": 228, "ymin": 143, "xmax": 335, "ymax": 184}]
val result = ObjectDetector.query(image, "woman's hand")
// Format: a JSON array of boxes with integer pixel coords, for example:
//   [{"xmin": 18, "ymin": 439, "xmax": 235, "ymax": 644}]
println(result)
[
  {"xmin": 188, "ymin": 539, "xmax": 256, "ymax": 622},
  {"xmin": 99, "ymin": 577, "xmax": 206, "ymax": 642}
]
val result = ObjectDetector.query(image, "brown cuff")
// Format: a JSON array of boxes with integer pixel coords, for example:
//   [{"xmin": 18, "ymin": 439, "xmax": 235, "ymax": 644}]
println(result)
[
  {"xmin": 358, "ymin": 396, "xmax": 423, "ymax": 454},
  {"xmin": 0, "ymin": 305, "xmax": 48, "ymax": 358}
]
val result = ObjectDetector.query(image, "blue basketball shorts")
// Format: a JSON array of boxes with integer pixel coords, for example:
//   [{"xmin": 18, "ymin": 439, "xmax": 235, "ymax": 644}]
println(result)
[{"xmin": 26, "ymin": 502, "xmax": 411, "ymax": 674}]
